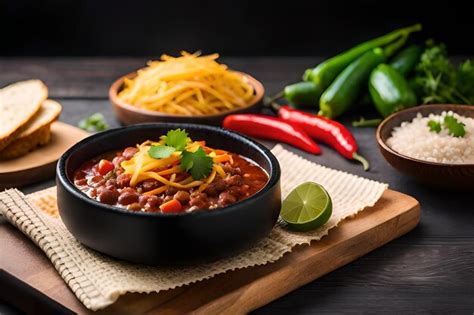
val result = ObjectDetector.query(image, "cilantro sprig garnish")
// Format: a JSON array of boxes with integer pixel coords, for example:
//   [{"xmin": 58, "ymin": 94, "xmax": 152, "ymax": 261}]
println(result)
[
  {"xmin": 181, "ymin": 147, "xmax": 213, "ymax": 180},
  {"xmin": 443, "ymin": 115, "xmax": 466, "ymax": 137},
  {"xmin": 427, "ymin": 115, "xmax": 466, "ymax": 137},
  {"xmin": 427, "ymin": 120, "xmax": 442, "ymax": 133},
  {"xmin": 148, "ymin": 128, "xmax": 213, "ymax": 179},
  {"xmin": 148, "ymin": 129, "xmax": 189, "ymax": 159},
  {"xmin": 164, "ymin": 128, "xmax": 189, "ymax": 151}
]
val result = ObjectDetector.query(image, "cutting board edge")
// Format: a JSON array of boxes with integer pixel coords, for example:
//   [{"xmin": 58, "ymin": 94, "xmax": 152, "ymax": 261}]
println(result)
[
  {"xmin": 194, "ymin": 189, "xmax": 421, "ymax": 314},
  {"xmin": 0, "ymin": 189, "xmax": 420, "ymax": 314}
]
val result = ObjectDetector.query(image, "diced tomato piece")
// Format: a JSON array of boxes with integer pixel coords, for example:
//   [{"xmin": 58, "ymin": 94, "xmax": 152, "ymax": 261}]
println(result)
[
  {"xmin": 159, "ymin": 199, "xmax": 183, "ymax": 213},
  {"xmin": 97, "ymin": 159, "xmax": 114, "ymax": 175}
]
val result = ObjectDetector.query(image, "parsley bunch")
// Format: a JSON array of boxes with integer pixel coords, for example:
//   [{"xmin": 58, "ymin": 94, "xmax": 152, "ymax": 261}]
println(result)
[
  {"xmin": 413, "ymin": 40, "xmax": 474, "ymax": 105},
  {"xmin": 148, "ymin": 129, "xmax": 213, "ymax": 180}
]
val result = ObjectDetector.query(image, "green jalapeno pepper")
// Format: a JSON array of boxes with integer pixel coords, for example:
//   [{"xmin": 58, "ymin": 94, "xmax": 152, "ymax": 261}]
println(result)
[
  {"xmin": 369, "ymin": 64, "xmax": 417, "ymax": 117},
  {"xmin": 318, "ymin": 31, "xmax": 415, "ymax": 118},
  {"xmin": 304, "ymin": 24, "xmax": 421, "ymax": 89},
  {"xmin": 283, "ymin": 81, "xmax": 322, "ymax": 108},
  {"xmin": 389, "ymin": 45, "xmax": 422, "ymax": 76}
]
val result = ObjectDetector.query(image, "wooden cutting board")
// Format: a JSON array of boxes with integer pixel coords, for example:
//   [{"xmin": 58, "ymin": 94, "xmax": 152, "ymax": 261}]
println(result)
[
  {"xmin": 0, "ymin": 122, "xmax": 89, "ymax": 189},
  {"xmin": 0, "ymin": 189, "xmax": 419, "ymax": 314}
]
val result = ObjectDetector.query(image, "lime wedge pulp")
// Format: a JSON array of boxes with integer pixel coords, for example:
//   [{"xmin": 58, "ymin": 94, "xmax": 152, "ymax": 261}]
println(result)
[{"xmin": 280, "ymin": 182, "xmax": 332, "ymax": 232}]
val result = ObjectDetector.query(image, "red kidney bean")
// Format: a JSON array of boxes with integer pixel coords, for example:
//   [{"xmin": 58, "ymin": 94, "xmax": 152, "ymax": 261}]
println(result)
[
  {"xmin": 138, "ymin": 195, "xmax": 149, "ymax": 207},
  {"xmin": 165, "ymin": 187, "xmax": 178, "ymax": 196},
  {"xmin": 112, "ymin": 156, "xmax": 125, "ymax": 167},
  {"xmin": 122, "ymin": 147, "xmax": 138, "ymax": 160},
  {"xmin": 118, "ymin": 189, "xmax": 139, "ymax": 205},
  {"xmin": 218, "ymin": 191, "xmax": 237, "ymax": 207},
  {"xmin": 74, "ymin": 178, "xmax": 88, "ymax": 186},
  {"xmin": 189, "ymin": 192, "xmax": 209, "ymax": 209},
  {"xmin": 225, "ymin": 175, "xmax": 242, "ymax": 186},
  {"xmin": 141, "ymin": 179, "xmax": 159, "ymax": 192},
  {"xmin": 98, "ymin": 188, "xmax": 119, "ymax": 204},
  {"xmin": 105, "ymin": 178, "xmax": 116, "ymax": 187},
  {"xmin": 88, "ymin": 176, "xmax": 105, "ymax": 187},
  {"xmin": 138, "ymin": 195, "xmax": 161, "ymax": 207},
  {"xmin": 116, "ymin": 174, "xmax": 132, "ymax": 188},
  {"xmin": 203, "ymin": 185, "xmax": 218, "ymax": 197},
  {"xmin": 173, "ymin": 190, "xmax": 190, "ymax": 203},
  {"xmin": 145, "ymin": 195, "xmax": 160, "ymax": 208}
]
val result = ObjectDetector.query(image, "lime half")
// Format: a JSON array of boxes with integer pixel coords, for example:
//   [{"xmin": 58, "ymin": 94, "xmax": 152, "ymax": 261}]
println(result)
[{"xmin": 280, "ymin": 182, "xmax": 332, "ymax": 232}]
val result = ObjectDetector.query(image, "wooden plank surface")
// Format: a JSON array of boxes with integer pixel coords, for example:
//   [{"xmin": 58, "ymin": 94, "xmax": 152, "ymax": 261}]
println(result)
[
  {"xmin": 0, "ymin": 57, "xmax": 318, "ymax": 99},
  {"xmin": 0, "ymin": 189, "xmax": 419, "ymax": 314},
  {"xmin": 0, "ymin": 57, "xmax": 473, "ymax": 313}
]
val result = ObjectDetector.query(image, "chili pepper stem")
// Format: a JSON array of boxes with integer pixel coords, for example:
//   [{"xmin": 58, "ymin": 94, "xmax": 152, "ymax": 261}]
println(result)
[
  {"xmin": 352, "ymin": 117, "xmax": 382, "ymax": 127},
  {"xmin": 263, "ymin": 96, "xmax": 283, "ymax": 112},
  {"xmin": 267, "ymin": 91, "xmax": 284, "ymax": 104},
  {"xmin": 352, "ymin": 152, "xmax": 370, "ymax": 171}
]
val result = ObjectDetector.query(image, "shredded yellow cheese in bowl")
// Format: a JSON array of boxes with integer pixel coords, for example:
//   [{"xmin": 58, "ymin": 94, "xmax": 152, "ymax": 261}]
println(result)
[
  {"xmin": 120, "ymin": 136, "xmax": 230, "ymax": 196},
  {"xmin": 114, "ymin": 52, "xmax": 262, "ymax": 117}
]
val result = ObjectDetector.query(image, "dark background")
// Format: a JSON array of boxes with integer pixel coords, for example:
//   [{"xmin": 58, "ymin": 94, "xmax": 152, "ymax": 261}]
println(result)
[{"xmin": 1, "ymin": 0, "xmax": 474, "ymax": 57}]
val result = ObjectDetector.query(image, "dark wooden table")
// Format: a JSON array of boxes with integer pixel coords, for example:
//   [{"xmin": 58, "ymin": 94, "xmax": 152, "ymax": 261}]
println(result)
[{"xmin": 1, "ymin": 57, "xmax": 473, "ymax": 314}]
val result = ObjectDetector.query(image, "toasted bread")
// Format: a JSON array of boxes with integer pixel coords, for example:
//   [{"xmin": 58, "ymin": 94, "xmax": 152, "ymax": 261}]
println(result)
[
  {"xmin": 0, "ymin": 100, "xmax": 61, "ymax": 160},
  {"xmin": 0, "ymin": 80, "xmax": 48, "ymax": 151}
]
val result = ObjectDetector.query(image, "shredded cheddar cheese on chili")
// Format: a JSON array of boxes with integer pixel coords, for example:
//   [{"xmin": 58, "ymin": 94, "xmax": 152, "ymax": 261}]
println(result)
[{"xmin": 121, "ymin": 138, "xmax": 231, "ymax": 195}]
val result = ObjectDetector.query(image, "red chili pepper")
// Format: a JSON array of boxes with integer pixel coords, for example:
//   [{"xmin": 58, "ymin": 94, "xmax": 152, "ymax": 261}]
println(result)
[
  {"xmin": 223, "ymin": 114, "xmax": 321, "ymax": 154},
  {"xmin": 277, "ymin": 105, "xmax": 369, "ymax": 170}
]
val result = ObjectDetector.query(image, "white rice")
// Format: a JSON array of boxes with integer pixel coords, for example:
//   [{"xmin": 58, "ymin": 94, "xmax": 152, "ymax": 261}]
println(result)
[{"xmin": 386, "ymin": 110, "xmax": 474, "ymax": 164}]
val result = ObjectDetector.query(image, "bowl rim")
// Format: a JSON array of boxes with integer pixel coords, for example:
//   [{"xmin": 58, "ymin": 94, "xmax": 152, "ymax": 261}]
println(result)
[
  {"xmin": 57, "ymin": 123, "xmax": 281, "ymax": 218},
  {"xmin": 376, "ymin": 104, "xmax": 474, "ymax": 167},
  {"xmin": 109, "ymin": 71, "xmax": 265, "ymax": 119}
]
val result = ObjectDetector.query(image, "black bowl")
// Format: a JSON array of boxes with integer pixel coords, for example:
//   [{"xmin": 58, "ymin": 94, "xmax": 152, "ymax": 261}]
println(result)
[{"xmin": 56, "ymin": 123, "xmax": 281, "ymax": 265}]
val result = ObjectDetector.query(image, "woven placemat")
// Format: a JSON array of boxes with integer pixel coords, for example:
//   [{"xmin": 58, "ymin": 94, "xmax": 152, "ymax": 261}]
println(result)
[{"xmin": 0, "ymin": 145, "xmax": 387, "ymax": 310}]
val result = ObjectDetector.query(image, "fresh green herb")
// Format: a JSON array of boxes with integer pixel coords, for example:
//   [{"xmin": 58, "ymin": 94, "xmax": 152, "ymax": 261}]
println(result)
[
  {"xmin": 164, "ymin": 129, "xmax": 189, "ymax": 151},
  {"xmin": 427, "ymin": 120, "xmax": 442, "ymax": 133},
  {"xmin": 180, "ymin": 147, "xmax": 213, "ymax": 180},
  {"xmin": 78, "ymin": 113, "xmax": 109, "ymax": 132},
  {"xmin": 457, "ymin": 60, "xmax": 474, "ymax": 102},
  {"xmin": 427, "ymin": 115, "xmax": 466, "ymax": 137},
  {"xmin": 148, "ymin": 145, "xmax": 176, "ymax": 159},
  {"xmin": 443, "ymin": 115, "xmax": 466, "ymax": 137},
  {"xmin": 413, "ymin": 40, "xmax": 474, "ymax": 105}
]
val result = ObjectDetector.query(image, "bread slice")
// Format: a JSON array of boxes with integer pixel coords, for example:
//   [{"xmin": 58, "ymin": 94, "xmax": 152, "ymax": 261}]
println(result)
[
  {"xmin": 0, "ymin": 80, "xmax": 48, "ymax": 151},
  {"xmin": 0, "ymin": 100, "xmax": 61, "ymax": 160}
]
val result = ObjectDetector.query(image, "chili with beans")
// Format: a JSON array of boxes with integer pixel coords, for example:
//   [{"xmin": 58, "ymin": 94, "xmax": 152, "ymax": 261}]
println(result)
[{"xmin": 73, "ymin": 148, "xmax": 268, "ymax": 213}]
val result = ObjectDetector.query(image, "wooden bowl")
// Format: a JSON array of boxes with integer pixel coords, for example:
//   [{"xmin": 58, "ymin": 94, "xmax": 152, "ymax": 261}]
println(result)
[
  {"xmin": 376, "ymin": 104, "xmax": 474, "ymax": 191},
  {"xmin": 109, "ymin": 71, "xmax": 264, "ymax": 126}
]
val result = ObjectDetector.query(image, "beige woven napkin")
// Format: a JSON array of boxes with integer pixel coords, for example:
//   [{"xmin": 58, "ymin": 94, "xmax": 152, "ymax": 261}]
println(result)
[{"xmin": 0, "ymin": 145, "xmax": 387, "ymax": 311}]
